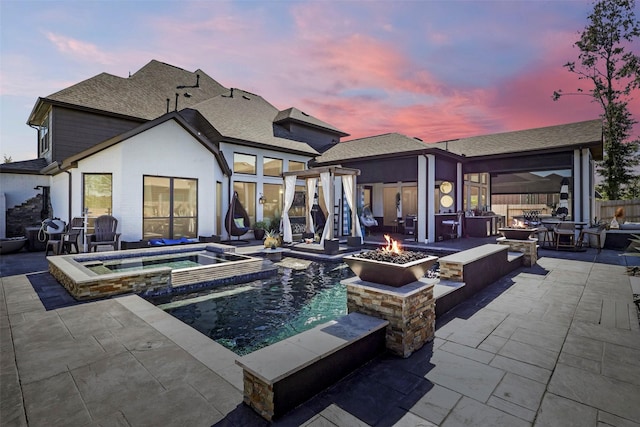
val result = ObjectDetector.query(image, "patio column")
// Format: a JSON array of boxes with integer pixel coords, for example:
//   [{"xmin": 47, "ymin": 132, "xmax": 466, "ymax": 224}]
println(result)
[
  {"xmin": 574, "ymin": 149, "xmax": 582, "ymax": 222},
  {"xmin": 426, "ymin": 154, "xmax": 436, "ymax": 243},
  {"xmin": 456, "ymin": 162, "xmax": 463, "ymax": 235},
  {"xmin": 418, "ymin": 155, "xmax": 429, "ymax": 243},
  {"xmin": 580, "ymin": 148, "xmax": 591, "ymax": 222}
]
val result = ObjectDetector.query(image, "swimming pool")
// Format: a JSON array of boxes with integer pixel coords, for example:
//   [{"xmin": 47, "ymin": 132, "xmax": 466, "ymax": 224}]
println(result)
[
  {"xmin": 150, "ymin": 260, "xmax": 355, "ymax": 355},
  {"xmin": 83, "ymin": 251, "xmax": 247, "ymax": 274}
]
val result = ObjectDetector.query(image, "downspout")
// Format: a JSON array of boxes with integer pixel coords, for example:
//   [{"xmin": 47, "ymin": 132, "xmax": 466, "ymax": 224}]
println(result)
[{"xmin": 66, "ymin": 170, "xmax": 72, "ymax": 225}]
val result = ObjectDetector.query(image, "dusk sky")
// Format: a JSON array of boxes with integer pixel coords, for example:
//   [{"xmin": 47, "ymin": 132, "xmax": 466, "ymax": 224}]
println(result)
[{"xmin": 1, "ymin": 0, "xmax": 639, "ymax": 162}]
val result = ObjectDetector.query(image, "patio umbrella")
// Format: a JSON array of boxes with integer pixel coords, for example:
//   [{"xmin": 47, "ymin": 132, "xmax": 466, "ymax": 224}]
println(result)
[{"xmin": 557, "ymin": 177, "xmax": 569, "ymax": 219}]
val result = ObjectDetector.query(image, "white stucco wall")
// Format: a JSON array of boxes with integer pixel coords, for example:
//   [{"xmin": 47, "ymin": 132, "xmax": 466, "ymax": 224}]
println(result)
[
  {"xmin": 0, "ymin": 173, "xmax": 50, "ymax": 209},
  {"xmin": 0, "ymin": 173, "xmax": 51, "ymax": 238},
  {"xmin": 66, "ymin": 120, "xmax": 225, "ymax": 242}
]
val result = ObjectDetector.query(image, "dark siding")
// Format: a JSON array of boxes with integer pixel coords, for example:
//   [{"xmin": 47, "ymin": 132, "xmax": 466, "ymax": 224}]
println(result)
[
  {"xmin": 51, "ymin": 107, "xmax": 141, "ymax": 163},
  {"xmin": 465, "ymin": 152, "xmax": 572, "ymax": 174},
  {"xmin": 289, "ymin": 123, "xmax": 339, "ymax": 153},
  {"xmin": 341, "ymin": 158, "xmax": 418, "ymax": 184},
  {"xmin": 435, "ymin": 158, "xmax": 457, "ymax": 182}
]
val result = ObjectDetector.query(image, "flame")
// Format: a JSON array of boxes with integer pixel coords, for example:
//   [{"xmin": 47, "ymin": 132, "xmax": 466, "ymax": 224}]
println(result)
[
  {"xmin": 512, "ymin": 219, "xmax": 525, "ymax": 229},
  {"xmin": 382, "ymin": 234, "xmax": 402, "ymax": 254}
]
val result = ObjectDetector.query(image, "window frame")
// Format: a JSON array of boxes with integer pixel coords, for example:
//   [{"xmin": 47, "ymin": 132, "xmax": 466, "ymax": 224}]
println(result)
[{"xmin": 233, "ymin": 153, "xmax": 257, "ymax": 175}]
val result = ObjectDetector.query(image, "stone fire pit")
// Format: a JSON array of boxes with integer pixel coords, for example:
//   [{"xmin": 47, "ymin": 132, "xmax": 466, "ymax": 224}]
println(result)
[
  {"xmin": 498, "ymin": 227, "xmax": 538, "ymax": 240},
  {"xmin": 343, "ymin": 240, "xmax": 438, "ymax": 287}
]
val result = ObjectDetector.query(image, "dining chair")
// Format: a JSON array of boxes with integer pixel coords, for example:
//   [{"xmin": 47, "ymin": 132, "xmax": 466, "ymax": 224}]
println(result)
[{"xmin": 554, "ymin": 222, "xmax": 576, "ymax": 250}]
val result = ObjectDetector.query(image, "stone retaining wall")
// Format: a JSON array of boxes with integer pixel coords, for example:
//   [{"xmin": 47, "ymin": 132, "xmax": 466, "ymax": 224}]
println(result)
[{"xmin": 345, "ymin": 278, "xmax": 435, "ymax": 358}]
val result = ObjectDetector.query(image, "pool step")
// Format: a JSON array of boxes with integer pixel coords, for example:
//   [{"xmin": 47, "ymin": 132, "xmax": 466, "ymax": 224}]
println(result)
[{"xmin": 170, "ymin": 258, "xmax": 273, "ymax": 288}]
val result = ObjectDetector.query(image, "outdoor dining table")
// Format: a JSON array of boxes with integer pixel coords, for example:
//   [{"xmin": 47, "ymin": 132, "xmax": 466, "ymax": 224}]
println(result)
[{"xmin": 540, "ymin": 220, "xmax": 589, "ymax": 249}]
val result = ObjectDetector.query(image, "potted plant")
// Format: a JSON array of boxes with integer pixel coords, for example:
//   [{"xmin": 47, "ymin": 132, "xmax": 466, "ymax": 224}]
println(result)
[
  {"xmin": 264, "ymin": 230, "xmax": 282, "ymax": 248},
  {"xmin": 253, "ymin": 220, "xmax": 268, "ymax": 241}
]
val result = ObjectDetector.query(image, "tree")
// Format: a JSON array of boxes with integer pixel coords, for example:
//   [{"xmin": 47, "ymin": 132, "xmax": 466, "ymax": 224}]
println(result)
[
  {"xmin": 3, "ymin": 154, "xmax": 12, "ymax": 163},
  {"xmin": 553, "ymin": 0, "xmax": 640, "ymax": 200}
]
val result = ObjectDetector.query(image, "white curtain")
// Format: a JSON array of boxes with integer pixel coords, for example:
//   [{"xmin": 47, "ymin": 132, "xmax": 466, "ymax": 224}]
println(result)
[
  {"xmin": 342, "ymin": 175, "xmax": 362, "ymax": 238},
  {"xmin": 282, "ymin": 175, "xmax": 297, "ymax": 243},
  {"xmin": 320, "ymin": 171, "xmax": 332, "ymax": 245},
  {"xmin": 306, "ymin": 178, "xmax": 317, "ymax": 234}
]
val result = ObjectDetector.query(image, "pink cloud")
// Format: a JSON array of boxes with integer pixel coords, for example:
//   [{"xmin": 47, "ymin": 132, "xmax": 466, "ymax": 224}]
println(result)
[{"xmin": 44, "ymin": 31, "xmax": 113, "ymax": 65}]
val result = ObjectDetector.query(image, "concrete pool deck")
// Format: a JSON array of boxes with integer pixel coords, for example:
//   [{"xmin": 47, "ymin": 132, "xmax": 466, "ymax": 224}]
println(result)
[{"xmin": 2, "ymin": 243, "xmax": 640, "ymax": 426}]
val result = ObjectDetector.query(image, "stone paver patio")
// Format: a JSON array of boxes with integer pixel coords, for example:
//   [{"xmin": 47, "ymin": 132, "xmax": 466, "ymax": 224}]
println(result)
[{"xmin": 1, "ymin": 248, "xmax": 640, "ymax": 426}]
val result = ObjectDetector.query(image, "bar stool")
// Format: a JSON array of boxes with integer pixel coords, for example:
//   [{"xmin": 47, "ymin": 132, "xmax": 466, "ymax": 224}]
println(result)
[{"xmin": 536, "ymin": 226, "xmax": 553, "ymax": 248}]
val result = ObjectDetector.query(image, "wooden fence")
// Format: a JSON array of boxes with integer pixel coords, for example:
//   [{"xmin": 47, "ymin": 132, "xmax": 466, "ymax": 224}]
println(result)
[{"xmin": 595, "ymin": 199, "xmax": 640, "ymax": 223}]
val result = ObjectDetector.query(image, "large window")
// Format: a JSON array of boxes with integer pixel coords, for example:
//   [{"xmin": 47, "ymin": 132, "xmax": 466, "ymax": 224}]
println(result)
[
  {"xmin": 39, "ymin": 114, "xmax": 50, "ymax": 154},
  {"xmin": 262, "ymin": 183, "xmax": 283, "ymax": 221},
  {"xmin": 143, "ymin": 176, "xmax": 197, "ymax": 239},
  {"xmin": 234, "ymin": 153, "xmax": 256, "ymax": 175},
  {"xmin": 288, "ymin": 160, "xmax": 305, "ymax": 172},
  {"xmin": 233, "ymin": 181, "xmax": 256, "ymax": 225},
  {"xmin": 464, "ymin": 172, "xmax": 489, "ymax": 211},
  {"xmin": 83, "ymin": 174, "xmax": 112, "ymax": 220},
  {"xmin": 263, "ymin": 157, "xmax": 283, "ymax": 177}
]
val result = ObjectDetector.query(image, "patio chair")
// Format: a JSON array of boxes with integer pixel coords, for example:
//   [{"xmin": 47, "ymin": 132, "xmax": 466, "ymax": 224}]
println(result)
[
  {"xmin": 87, "ymin": 215, "xmax": 121, "ymax": 252},
  {"xmin": 360, "ymin": 205, "xmax": 378, "ymax": 235},
  {"xmin": 577, "ymin": 224, "xmax": 605, "ymax": 252},
  {"xmin": 61, "ymin": 217, "xmax": 84, "ymax": 254},
  {"xmin": 225, "ymin": 192, "xmax": 251, "ymax": 241},
  {"xmin": 536, "ymin": 226, "xmax": 553, "ymax": 248},
  {"xmin": 43, "ymin": 218, "xmax": 66, "ymax": 256},
  {"xmin": 553, "ymin": 221, "xmax": 575, "ymax": 250}
]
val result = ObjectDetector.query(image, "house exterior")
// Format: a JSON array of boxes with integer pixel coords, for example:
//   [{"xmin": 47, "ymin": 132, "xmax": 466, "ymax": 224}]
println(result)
[
  {"xmin": 1, "ymin": 59, "xmax": 603, "ymax": 247},
  {"xmin": 314, "ymin": 119, "xmax": 603, "ymax": 243},
  {"xmin": 0, "ymin": 60, "xmax": 347, "ymax": 242}
]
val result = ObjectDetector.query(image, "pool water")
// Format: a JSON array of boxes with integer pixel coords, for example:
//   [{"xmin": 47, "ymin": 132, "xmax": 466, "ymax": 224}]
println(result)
[
  {"xmin": 84, "ymin": 251, "xmax": 246, "ymax": 274},
  {"xmin": 150, "ymin": 260, "xmax": 355, "ymax": 355}
]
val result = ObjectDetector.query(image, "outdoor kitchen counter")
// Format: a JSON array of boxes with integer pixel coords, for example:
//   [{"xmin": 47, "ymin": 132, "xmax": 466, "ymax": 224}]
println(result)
[{"xmin": 464, "ymin": 215, "xmax": 503, "ymax": 237}]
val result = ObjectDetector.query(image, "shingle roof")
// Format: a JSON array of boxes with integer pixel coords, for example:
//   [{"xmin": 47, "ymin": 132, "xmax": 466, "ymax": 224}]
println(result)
[
  {"xmin": 0, "ymin": 158, "xmax": 48, "ymax": 174},
  {"xmin": 316, "ymin": 119, "xmax": 603, "ymax": 165},
  {"xmin": 32, "ymin": 60, "xmax": 228, "ymax": 123},
  {"xmin": 430, "ymin": 119, "xmax": 603, "ymax": 158},
  {"xmin": 274, "ymin": 107, "xmax": 348, "ymax": 136},
  {"xmin": 315, "ymin": 133, "xmax": 430, "ymax": 164},
  {"xmin": 191, "ymin": 89, "xmax": 319, "ymax": 156}
]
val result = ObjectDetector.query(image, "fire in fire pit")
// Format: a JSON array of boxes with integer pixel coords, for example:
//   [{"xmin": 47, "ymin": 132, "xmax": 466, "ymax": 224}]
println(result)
[
  {"xmin": 343, "ymin": 235, "xmax": 438, "ymax": 287},
  {"xmin": 498, "ymin": 220, "xmax": 538, "ymax": 240},
  {"xmin": 354, "ymin": 235, "xmax": 432, "ymax": 264}
]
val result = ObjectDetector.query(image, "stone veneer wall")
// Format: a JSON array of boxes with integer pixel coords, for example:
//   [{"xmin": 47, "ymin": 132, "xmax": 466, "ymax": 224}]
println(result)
[
  {"xmin": 6, "ymin": 194, "xmax": 51, "ymax": 237},
  {"xmin": 49, "ymin": 262, "xmax": 171, "ymax": 300},
  {"xmin": 497, "ymin": 238, "xmax": 538, "ymax": 267},
  {"xmin": 346, "ymin": 279, "xmax": 435, "ymax": 358}
]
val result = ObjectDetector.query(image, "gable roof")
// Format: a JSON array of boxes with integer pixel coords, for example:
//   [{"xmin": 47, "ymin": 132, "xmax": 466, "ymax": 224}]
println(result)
[
  {"xmin": 29, "ymin": 60, "xmax": 228, "ymax": 124},
  {"xmin": 274, "ymin": 107, "xmax": 348, "ymax": 137},
  {"xmin": 315, "ymin": 133, "xmax": 434, "ymax": 164},
  {"xmin": 189, "ymin": 89, "xmax": 319, "ymax": 156},
  {"xmin": 315, "ymin": 119, "xmax": 604, "ymax": 165},
  {"xmin": 58, "ymin": 112, "xmax": 232, "ymax": 176},
  {"xmin": 431, "ymin": 119, "xmax": 603, "ymax": 159}
]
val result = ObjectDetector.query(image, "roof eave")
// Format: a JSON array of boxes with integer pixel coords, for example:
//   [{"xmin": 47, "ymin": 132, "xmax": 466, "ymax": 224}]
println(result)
[{"xmin": 220, "ymin": 136, "xmax": 319, "ymax": 157}]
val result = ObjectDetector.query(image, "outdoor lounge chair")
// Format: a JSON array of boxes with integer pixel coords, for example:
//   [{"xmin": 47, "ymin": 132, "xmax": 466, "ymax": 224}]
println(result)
[
  {"xmin": 360, "ymin": 206, "xmax": 378, "ymax": 234},
  {"xmin": 87, "ymin": 215, "xmax": 121, "ymax": 252},
  {"xmin": 225, "ymin": 192, "xmax": 251, "ymax": 241}
]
